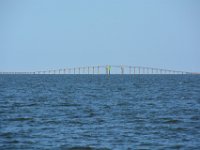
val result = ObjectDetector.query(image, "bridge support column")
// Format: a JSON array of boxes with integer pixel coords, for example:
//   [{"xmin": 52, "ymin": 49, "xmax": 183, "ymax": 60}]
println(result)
[
  {"xmin": 108, "ymin": 65, "xmax": 111, "ymax": 75},
  {"xmin": 139, "ymin": 67, "xmax": 140, "ymax": 74},
  {"xmin": 121, "ymin": 66, "xmax": 124, "ymax": 75},
  {"xmin": 98, "ymin": 66, "xmax": 100, "ymax": 74},
  {"xmin": 106, "ymin": 66, "xmax": 108, "ymax": 75}
]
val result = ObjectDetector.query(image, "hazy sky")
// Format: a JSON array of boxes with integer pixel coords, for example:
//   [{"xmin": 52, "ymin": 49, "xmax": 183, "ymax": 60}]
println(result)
[{"xmin": 0, "ymin": 0, "xmax": 200, "ymax": 72}]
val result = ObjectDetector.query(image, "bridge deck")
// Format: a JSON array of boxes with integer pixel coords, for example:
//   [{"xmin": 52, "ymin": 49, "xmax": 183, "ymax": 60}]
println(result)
[{"xmin": 0, "ymin": 65, "xmax": 194, "ymax": 75}]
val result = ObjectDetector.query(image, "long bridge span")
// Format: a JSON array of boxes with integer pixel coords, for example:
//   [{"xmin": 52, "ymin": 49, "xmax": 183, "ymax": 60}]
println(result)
[{"xmin": 0, "ymin": 65, "xmax": 197, "ymax": 75}]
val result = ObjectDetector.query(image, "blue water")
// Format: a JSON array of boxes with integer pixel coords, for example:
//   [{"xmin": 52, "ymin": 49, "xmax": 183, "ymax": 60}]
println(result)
[{"xmin": 0, "ymin": 75, "xmax": 200, "ymax": 150}]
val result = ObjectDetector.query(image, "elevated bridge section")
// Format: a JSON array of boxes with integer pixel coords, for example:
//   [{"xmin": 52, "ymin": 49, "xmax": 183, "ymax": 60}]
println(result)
[{"xmin": 0, "ymin": 65, "xmax": 195, "ymax": 75}]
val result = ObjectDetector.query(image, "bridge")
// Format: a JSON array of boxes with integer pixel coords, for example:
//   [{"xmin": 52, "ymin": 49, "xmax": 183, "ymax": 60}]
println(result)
[{"xmin": 0, "ymin": 65, "xmax": 196, "ymax": 75}]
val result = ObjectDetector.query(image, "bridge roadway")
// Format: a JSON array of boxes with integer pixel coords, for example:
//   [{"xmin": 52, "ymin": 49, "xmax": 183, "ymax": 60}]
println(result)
[{"xmin": 0, "ymin": 65, "xmax": 194, "ymax": 75}]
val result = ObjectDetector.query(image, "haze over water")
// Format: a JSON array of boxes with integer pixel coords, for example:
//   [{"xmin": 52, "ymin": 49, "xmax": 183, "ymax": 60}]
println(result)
[{"xmin": 0, "ymin": 75, "xmax": 200, "ymax": 149}]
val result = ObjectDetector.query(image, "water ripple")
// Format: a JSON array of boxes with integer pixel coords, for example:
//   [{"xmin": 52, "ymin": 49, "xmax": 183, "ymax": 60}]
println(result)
[{"xmin": 0, "ymin": 75, "xmax": 200, "ymax": 149}]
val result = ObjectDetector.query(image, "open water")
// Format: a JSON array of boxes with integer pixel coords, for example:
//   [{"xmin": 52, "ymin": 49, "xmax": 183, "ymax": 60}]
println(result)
[{"xmin": 0, "ymin": 75, "xmax": 200, "ymax": 150}]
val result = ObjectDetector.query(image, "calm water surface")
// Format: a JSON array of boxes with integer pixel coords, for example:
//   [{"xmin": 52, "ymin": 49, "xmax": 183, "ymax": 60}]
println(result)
[{"xmin": 0, "ymin": 75, "xmax": 200, "ymax": 150}]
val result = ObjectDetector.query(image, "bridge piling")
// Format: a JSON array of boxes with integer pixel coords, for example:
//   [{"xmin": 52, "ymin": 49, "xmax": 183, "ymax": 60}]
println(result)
[
  {"xmin": 138, "ymin": 67, "xmax": 140, "ymax": 74},
  {"xmin": 129, "ymin": 66, "xmax": 131, "ymax": 74},
  {"xmin": 88, "ymin": 67, "xmax": 90, "ymax": 74},
  {"xmin": 134, "ymin": 67, "xmax": 136, "ymax": 75},
  {"xmin": 98, "ymin": 66, "xmax": 100, "ymax": 74}
]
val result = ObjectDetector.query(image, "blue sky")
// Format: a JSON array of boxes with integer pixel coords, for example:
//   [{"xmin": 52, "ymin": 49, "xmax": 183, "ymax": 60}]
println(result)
[{"xmin": 0, "ymin": 0, "xmax": 200, "ymax": 72}]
